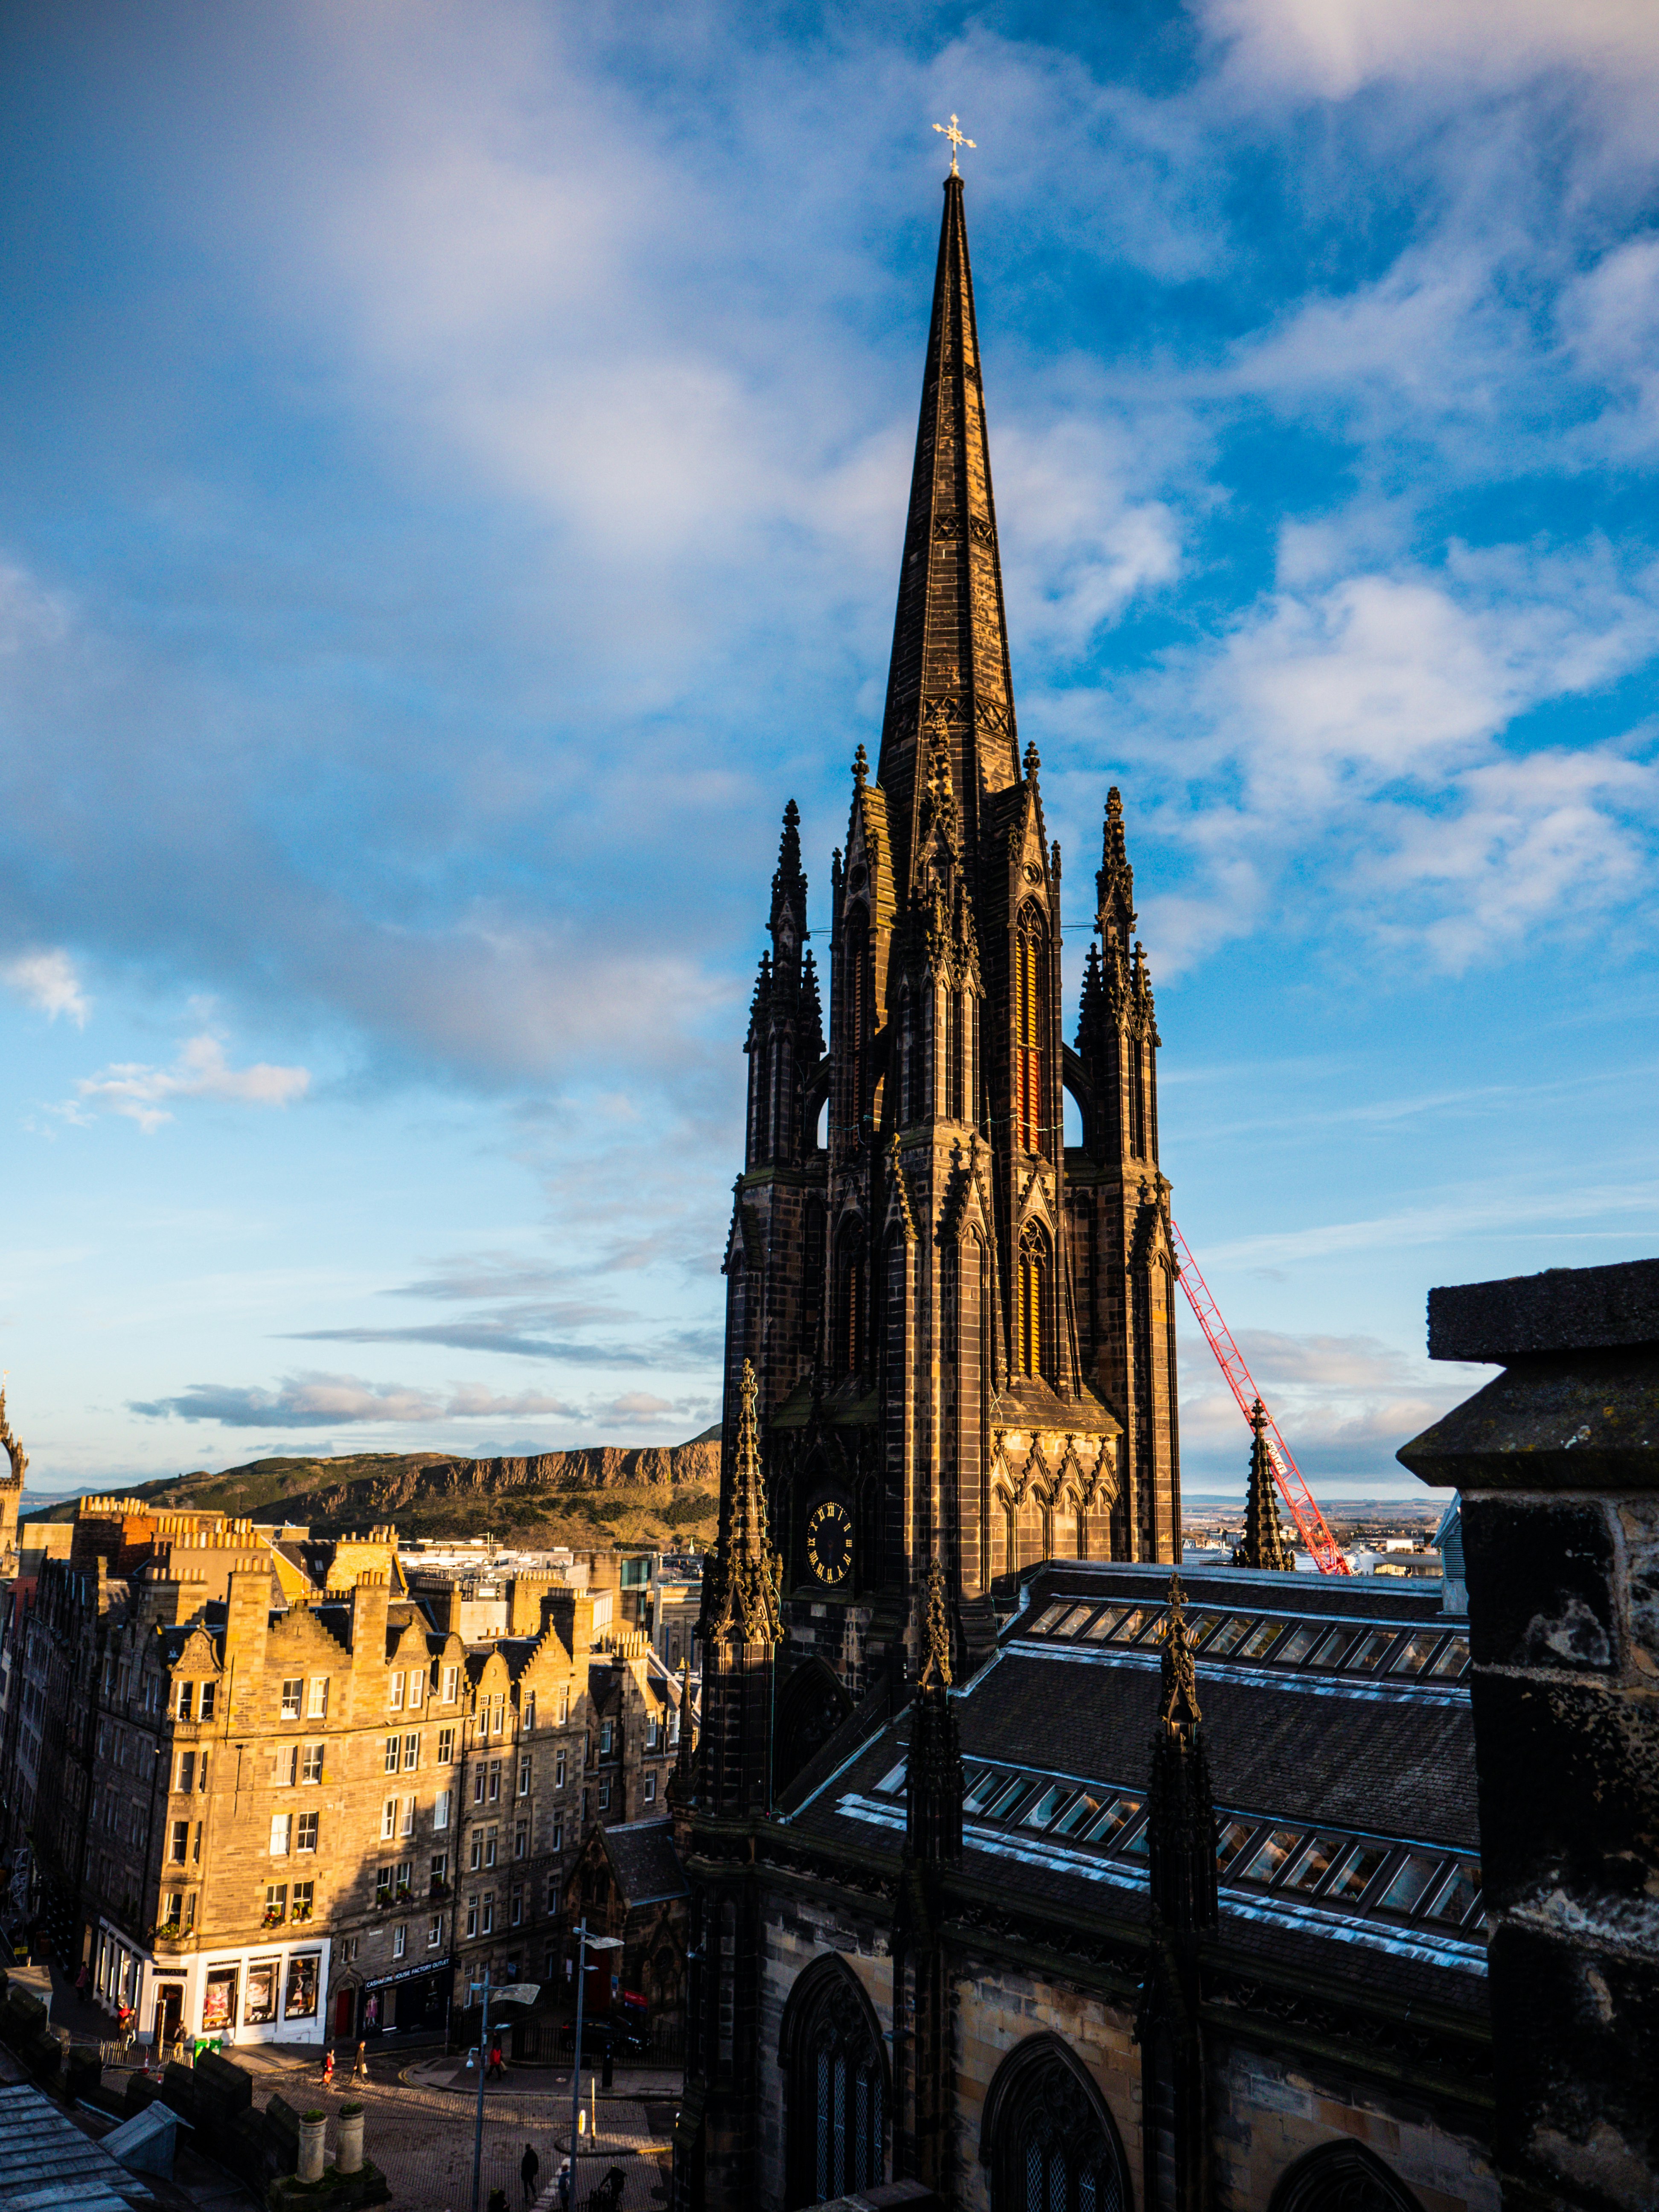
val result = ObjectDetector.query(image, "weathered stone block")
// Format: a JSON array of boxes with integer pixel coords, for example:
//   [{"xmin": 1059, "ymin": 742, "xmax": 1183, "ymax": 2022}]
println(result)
[{"xmin": 1462, "ymin": 1496, "xmax": 1617, "ymax": 1671}]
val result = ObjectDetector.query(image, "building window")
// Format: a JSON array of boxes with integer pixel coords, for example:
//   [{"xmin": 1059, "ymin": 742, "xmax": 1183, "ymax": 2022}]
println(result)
[
  {"xmin": 193, "ymin": 1821, "xmax": 203, "ymax": 1863},
  {"xmin": 485, "ymin": 1826, "xmax": 498, "ymax": 1869},
  {"xmin": 185, "ymin": 1891, "xmax": 197, "ymax": 1929},
  {"xmin": 276, "ymin": 1743, "xmax": 298, "ymax": 1787},
  {"xmin": 442, "ymin": 1665, "xmax": 459, "ymax": 1703},
  {"xmin": 518, "ymin": 1754, "xmax": 531, "ymax": 1797},
  {"xmin": 396, "ymin": 1857, "xmax": 413, "ymax": 1895},
  {"xmin": 399, "ymin": 1797, "xmax": 415, "ymax": 1839},
  {"xmin": 558, "ymin": 1689, "xmax": 570, "ymax": 1726},
  {"xmin": 488, "ymin": 1759, "xmax": 502, "ymax": 1803},
  {"xmin": 293, "ymin": 1882, "xmax": 314, "ymax": 1923},
  {"xmin": 307, "ymin": 1676, "xmax": 328, "ymax": 1719},
  {"xmin": 297, "ymin": 1811, "xmax": 318, "ymax": 1853},
  {"xmin": 646, "ymin": 1716, "xmax": 659, "ymax": 1751},
  {"xmin": 162, "ymin": 1891, "xmax": 182, "ymax": 1930},
  {"xmin": 199, "ymin": 1682, "xmax": 216, "ymax": 1721},
  {"xmin": 555, "ymin": 1750, "xmax": 567, "ymax": 1789},
  {"xmin": 1014, "ymin": 906, "xmax": 1048, "ymax": 1157},
  {"xmin": 1017, "ymin": 1223, "xmax": 1050, "ymax": 1382},
  {"xmin": 377, "ymin": 1867, "xmax": 392, "ymax": 1907},
  {"xmin": 176, "ymin": 1750, "xmax": 195, "ymax": 1795},
  {"xmin": 524, "ymin": 1692, "xmax": 536, "ymax": 1732},
  {"xmin": 170, "ymin": 1820, "xmax": 189, "ymax": 1864},
  {"xmin": 514, "ymin": 1822, "xmax": 528, "ymax": 1860},
  {"xmin": 281, "ymin": 1679, "xmax": 303, "ymax": 1720},
  {"xmin": 393, "ymin": 1924, "xmax": 407, "ymax": 1960},
  {"xmin": 470, "ymin": 1833, "xmax": 483, "ymax": 1873},
  {"xmin": 390, "ymin": 1672, "xmax": 405, "ymax": 1711},
  {"xmin": 383, "ymin": 1799, "xmax": 398, "ymax": 1842},
  {"xmin": 984, "ymin": 2038, "xmax": 1127, "ymax": 2212},
  {"xmin": 439, "ymin": 1726, "xmax": 456, "ymax": 1764},
  {"xmin": 434, "ymin": 1790, "xmax": 452, "ymax": 1834},
  {"xmin": 547, "ymin": 1878, "xmax": 560, "ymax": 1918},
  {"xmin": 474, "ymin": 1765, "xmax": 486, "ymax": 1807},
  {"xmin": 404, "ymin": 1732, "xmax": 420, "ymax": 1773},
  {"xmin": 265, "ymin": 1883, "xmax": 287, "ymax": 1926},
  {"xmin": 551, "ymin": 1817, "xmax": 563, "ymax": 1853},
  {"xmin": 385, "ymin": 1735, "xmax": 401, "ymax": 1775},
  {"xmin": 175, "ymin": 1681, "xmax": 194, "ymax": 1722},
  {"xmin": 600, "ymin": 1721, "xmax": 614, "ymax": 1758},
  {"xmin": 598, "ymin": 1779, "xmax": 611, "ymax": 1811},
  {"xmin": 408, "ymin": 1671, "xmax": 425, "ymax": 1711},
  {"xmin": 644, "ymin": 1772, "xmax": 657, "ymax": 1805},
  {"xmin": 785, "ymin": 1963, "xmax": 886, "ymax": 2208},
  {"xmin": 492, "ymin": 1695, "xmax": 505, "ymax": 1737},
  {"xmin": 481, "ymin": 1893, "xmax": 495, "ymax": 1936},
  {"xmin": 302, "ymin": 1743, "xmax": 323, "ymax": 1785},
  {"xmin": 269, "ymin": 1813, "xmax": 292, "ymax": 1856},
  {"xmin": 428, "ymin": 1915, "xmax": 442, "ymax": 1950},
  {"xmin": 430, "ymin": 1853, "xmax": 448, "ymax": 1894},
  {"xmin": 510, "ymin": 1888, "xmax": 523, "ymax": 1927},
  {"xmin": 466, "ymin": 1894, "xmax": 479, "ymax": 1939}
]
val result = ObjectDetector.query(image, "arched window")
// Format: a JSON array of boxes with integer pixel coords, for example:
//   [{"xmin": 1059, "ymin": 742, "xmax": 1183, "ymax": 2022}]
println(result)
[
  {"xmin": 1015, "ymin": 907, "xmax": 1047, "ymax": 1155},
  {"xmin": 781, "ymin": 1958, "xmax": 887, "ymax": 2209},
  {"xmin": 1018, "ymin": 1223, "xmax": 1049, "ymax": 1381},
  {"xmin": 982, "ymin": 2036, "xmax": 1127, "ymax": 2212},
  {"xmin": 843, "ymin": 909, "xmax": 869, "ymax": 1149},
  {"xmin": 1268, "ymin": 2142, "xmax": 1426, "ymax": 2212}
]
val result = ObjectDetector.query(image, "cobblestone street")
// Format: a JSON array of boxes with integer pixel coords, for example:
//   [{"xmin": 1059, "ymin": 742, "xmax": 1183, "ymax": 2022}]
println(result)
[{"xmin": 238, "ymin": 2058, "xmax": 677, "ymax": 2212}]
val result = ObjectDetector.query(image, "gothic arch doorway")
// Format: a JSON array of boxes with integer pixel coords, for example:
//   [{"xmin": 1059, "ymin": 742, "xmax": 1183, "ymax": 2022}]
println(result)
[
  {"xmin": 778, "ymin": 1954, "xmax": 888, "ymax": 2208},
  {"xmin": 773, "ymin": 1657, "xmax": 853, "ymax": 1793},
  {"xmin": 980, "ymin": 2032, "xmax": 1129, "ymax": 2212}
]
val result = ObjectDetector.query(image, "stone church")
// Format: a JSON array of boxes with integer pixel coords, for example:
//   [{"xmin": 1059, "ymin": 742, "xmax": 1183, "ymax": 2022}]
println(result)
[
  {"xmin": 672, "ymin": 169, "xmax": 1657, "ymax": 2212},
  {"xmin": 721, "ymin": 166, "xmax": 1179, "ymax": 1792}
]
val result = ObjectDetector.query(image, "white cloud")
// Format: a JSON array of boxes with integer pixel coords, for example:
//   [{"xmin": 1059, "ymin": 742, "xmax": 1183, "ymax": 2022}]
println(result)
[
  {"xmin": 2, "ymin": 949, "xmax": 89, "ymax": 1027},
  {"xmin": 1201, "ymin": 0, "xmax": 1659, "ymax": 99},
  {"xmin": 128, "ymin": 1369, "xmax": 701, "ymax": 1431},
  {"xmin": 67, "ymin": 1032, "xmax": 310, "ymax": 1134}
]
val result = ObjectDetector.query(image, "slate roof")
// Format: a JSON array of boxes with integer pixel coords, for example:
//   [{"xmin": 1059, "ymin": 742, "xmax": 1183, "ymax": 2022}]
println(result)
[
  {"xmin": 600, "ymin": 1817, "xmax": 689, "ymax": 1908},
  {"xmin": 0, "ymin": 2082, "xmax": 159, "ymax": 2211},
  {"xmin": 786, "ymin": 1558, "xmax": 1485, "ymax": 2020}
]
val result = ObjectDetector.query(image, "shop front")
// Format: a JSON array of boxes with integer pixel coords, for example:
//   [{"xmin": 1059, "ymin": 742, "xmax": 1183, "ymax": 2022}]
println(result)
[
  {"xmin": 93, "ymin": 1921, "xmax": 332, "ymax": 2049},
  {"xmin": 344, "ymin": 1956, "xmax": 453, "ymax": 2041}
]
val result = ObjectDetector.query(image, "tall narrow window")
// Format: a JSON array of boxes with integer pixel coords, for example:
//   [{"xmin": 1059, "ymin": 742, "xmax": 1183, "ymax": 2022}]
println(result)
[
  {"xmin": 948, "ymin": 990, "xmax": 966, "ymax": 1121},
  {"xmin": 1018, "ymin": 1224, "xmax": 1048, "ymax": 1381},
  {"xmin": 785, "ymin": 1965, "xmax": 885, "ymax": 2207},
  {"xmin": 844, "ymin": 913, "xmax": 868, "ymax": 1148},
  {"xmin": 836, "ymin": 1222, "xmax": 865, "ymax": 1379},
  {"xmin": 1015, "ymin": 910, "xmax": 1047, "ymax": 1155}
]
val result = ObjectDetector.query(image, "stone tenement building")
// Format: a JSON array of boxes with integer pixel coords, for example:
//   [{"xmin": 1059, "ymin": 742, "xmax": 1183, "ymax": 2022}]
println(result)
[
  {"xmin": 0, "ymin": 1497, "xmax": 693, "ymax": 2050},
  {"xmin": 721, "ymin": 167, "xmax": 1180, "ymax": 1786},
  {"xmin": 676, "ymin": 165, "xmax": 1659, "ymax": 2212}
]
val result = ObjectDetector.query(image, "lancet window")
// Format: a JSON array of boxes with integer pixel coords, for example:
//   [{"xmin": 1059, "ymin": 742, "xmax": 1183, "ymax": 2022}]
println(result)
[
  {"xmin": 984, "ymin": 2039, "xmax": 1126, "ymax": 2212},
  {"xmin": 1015, "ymin": 908, "xmax": 1047, "ymax": 1155},
  {"xmin": 784, "ymin": 1962, "xmax": 886, "ymax": 2209},
  {"xmin": 835, "ymin": 1219, "xmax": 865, "ymax": 1378},
  {"xmin": 1017, "ymin": 1223, "xmax": 1049, "ymax": 1382},
  {"xmin": 843, "ymin": 911, "xmax": 869, "ymax": 1149}
]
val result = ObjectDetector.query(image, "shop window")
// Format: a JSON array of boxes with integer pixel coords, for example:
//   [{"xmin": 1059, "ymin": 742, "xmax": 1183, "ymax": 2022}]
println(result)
[
  {"xmin": 202, "ymin": 1968, "xmax": 238, "ymax": 2035},
  {"xmin": 284, "ymin": 1954, "xmax": 318, "ymax": 2020},
  {"xmin": 246, "ymin": 1961, "xmax": 279, "ymax": 2024}
]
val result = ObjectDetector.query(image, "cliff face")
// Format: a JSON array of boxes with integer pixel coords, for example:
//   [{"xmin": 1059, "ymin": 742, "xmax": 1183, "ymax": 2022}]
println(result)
[{"xmin": 269, "ymin": 1438, "xmax": 721, "ymax": 1529}]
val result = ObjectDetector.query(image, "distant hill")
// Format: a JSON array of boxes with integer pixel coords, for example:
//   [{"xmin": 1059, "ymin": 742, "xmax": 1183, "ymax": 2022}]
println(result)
[{"xmin": 29, "ymin": 1430, "xmax": 723, "ymax": 1553}]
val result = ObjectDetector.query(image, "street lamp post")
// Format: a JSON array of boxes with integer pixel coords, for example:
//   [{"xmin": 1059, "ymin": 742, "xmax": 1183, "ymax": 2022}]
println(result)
[
  {"xmin": 468, "ymin": 1972, "xmax": 541, "ymax": 2212},
  {"xmin": 568, "ymin": 1922, "xmax": 623, "ymax": 2205}
]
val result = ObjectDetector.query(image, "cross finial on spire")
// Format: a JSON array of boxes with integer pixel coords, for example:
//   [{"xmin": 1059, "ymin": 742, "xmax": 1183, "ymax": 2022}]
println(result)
[{"xmin": 932, "ymin": 113, "xmax": 976, "ymax": 177}]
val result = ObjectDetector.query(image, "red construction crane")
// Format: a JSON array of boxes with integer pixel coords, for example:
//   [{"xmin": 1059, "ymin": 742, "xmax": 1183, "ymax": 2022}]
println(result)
[{"xmin": 1169, "ymin": 1218, "xmax": 1351, "ymax": 1575}]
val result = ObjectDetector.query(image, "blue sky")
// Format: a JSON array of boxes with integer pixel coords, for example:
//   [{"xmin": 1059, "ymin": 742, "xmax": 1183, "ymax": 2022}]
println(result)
[{"xmin": 2, "ymin": 0, "xmax": 1656, "ymax": 1502}]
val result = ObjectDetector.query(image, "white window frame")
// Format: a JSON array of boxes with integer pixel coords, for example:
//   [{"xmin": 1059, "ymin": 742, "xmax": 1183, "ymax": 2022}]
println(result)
[
  {"xmin": 389, "ymin": 1672, "xmax": 405, "ymax": 1712},
  {"xmin": 307, "ymin": 1676, "xmax": 328, "ymax": 1719},
  {"xmin": 382, "ymin": 1798, "xmax": 398, "ymax": 1842},
  {"xmin": 269, "ymin": 1813, "xmax": 292, "ymax": 1857},
  {"xmin": 442, "ymin": 1665, "xmax": 459, "ymax": 1703}
]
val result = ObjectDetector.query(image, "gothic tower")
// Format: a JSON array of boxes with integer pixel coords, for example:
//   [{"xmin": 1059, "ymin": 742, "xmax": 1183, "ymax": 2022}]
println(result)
[{"xmin": 718, "ymin": 173, "xmax": 1180, "ymax": 1773}]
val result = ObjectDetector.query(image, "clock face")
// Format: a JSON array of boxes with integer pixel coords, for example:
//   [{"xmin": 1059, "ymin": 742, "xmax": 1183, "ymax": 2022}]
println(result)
[{"xmin": 805, "ymin": 1499, "xmax": 854, "ymax": 1587}]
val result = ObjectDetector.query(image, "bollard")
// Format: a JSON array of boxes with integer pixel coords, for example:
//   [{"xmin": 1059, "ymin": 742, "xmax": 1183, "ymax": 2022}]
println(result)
[
  {"xmin": 297, "ymin": 2110, "xmax": 327, "ymax": 2183},
  {"xmin": 336, "ymin": 2103, "xmax": 364, "ymax": 2176}
]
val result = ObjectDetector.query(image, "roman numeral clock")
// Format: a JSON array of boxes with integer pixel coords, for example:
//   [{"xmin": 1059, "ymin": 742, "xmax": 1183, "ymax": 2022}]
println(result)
[{"xmin": 804, "ymin": 1496, "xmax": 854, "ymax": 1588}]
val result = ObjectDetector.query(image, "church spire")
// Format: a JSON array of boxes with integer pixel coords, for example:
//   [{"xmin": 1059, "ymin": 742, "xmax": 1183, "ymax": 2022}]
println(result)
[
  {"xmin": 707, "ymin": 1359, "xmax": 783, "ymax": 1646},
  {"xmin": 876, "ymin": 174, "xmax": 1020, "ymax": 894},
  {"xmin": 1234, "ymin": 1400, "xmax": 1295, "ymax": 1572}
]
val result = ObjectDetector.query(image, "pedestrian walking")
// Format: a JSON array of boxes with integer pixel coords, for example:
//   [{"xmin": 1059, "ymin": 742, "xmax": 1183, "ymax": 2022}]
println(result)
[
  {"xmin": 521, "ymin": 2144, "xmax": 539, "ymax": 2204},
  {"xmin": 353, "ymin": 2039, "xmax": 369, "ymax": 2080},
  {"xmin": 321, "ymin": 2045, "xmax": 335, "ymax": 2087},
  {"xmin": 487, "ymin": 2035, "xmax": 505, "ymax": 2081}
]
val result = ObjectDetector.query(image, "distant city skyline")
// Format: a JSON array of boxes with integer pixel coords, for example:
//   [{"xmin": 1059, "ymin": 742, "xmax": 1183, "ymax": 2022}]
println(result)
[{"xmin": 2, "ymin": 2, "xmax": 1656, "ymax": 1500}]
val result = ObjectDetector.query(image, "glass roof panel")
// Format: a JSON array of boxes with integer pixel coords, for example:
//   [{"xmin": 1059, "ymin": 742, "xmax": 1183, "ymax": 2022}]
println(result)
[
  {"xmin": 1324, "ymin": 1840, "xmax": 1388, "ymax": 1901},
  {"xmin": 1216, "ymin": 1818, "xmax": 1257, "ymax": 1869},
  {"xmin": 1050, "ymin": 1790, "xmax": 1106, "ymax": 1838},
  {"xmin": 1343, "ymin": 1630, "xmax": 1398, "ymax": 1671},
  {"xmin": 1082, "ymin": 1794, "xmax": 1142, "ymax": 1846},
  {"xmin": 1276, "ymin": 1625, "xmax": 1319, "ymax": 1666},
  {"xmin": 873, "ymin": 1761, "xmax": 907, "ymax": 1796},
  {"xmin": 1029, "ymin": 1604, "xmax": 1072, "ymax": 1635},
  {"xmin": 1055, "ymin": 1605, "xmax": 1098, "ymax": 1637},
  {"xmin": 1426, "ymin": 1634, "xmax": 1470, "ymax": 1679},
  {"xmin": 987, "ymin": 1776, "xmax": 1034, "ymax": 1821},
  {"xmin": 1377, "ymin": 1851, "xmax": 1442, "ymax": 1915},
  {"xmin": 1389, "ymin": 1632, "xmax": 1445, "ymax": 1676},
  {"xmin": 1130, "ymin": 1609, "xmax": 1170, "ymax": 1644},
  {"xmin": 1204, "ymin": 1617, "xmax": 1252, "ymax": 1658},
  {"xmin": 1240, "ymin": 1828, "xmax": 1302, "ymax": 1885},
  {"xmin": 1083, "ymin": 1607, "xmax": 1129, "ymax": 1642},
  {"xmin": 1110, "ymin": 1608, "xmax": 1155, "ymax": 1642},
  {"xmin": 1021, "ymin": 1784, "xmax": 1075, "ymax": 1830},
  {"xmin": 1235, "ymin": 1620, "xmax": 1285, "ymax": 1660},
  {"xmin": 963, "ymin": 1769, "xmax": 1008, "ymax": 1813},
  {"xmin": 1282, "ymin": 1834, "xmax": 1344, "ymax": 1894},
  {"xmin": 1309, "ymin": 1630, "xmax": 1355, "ymax": 1669},
  {"xmin": 1426, "ymin": 1859, "xmax": 1481, "ymax": 1924}
]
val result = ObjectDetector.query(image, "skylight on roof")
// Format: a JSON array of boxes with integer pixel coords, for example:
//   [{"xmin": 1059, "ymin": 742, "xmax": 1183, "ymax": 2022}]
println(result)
[
  {"xmin": 1324, "ymin": 1841, "xmax": 1388, "ymax": 1901},
  {"xmin": 1377, "ymin": 1851, "xmax": 1441, "ymax": 1915},
  {"xmin": 1275, "ymin": 1625, "xmax": 1319, "ymax": 1666},
  {"xmin": 1241, "ymin": 1828, "xmax": 1301, "ymax": 1885},
  {"xmin": 1203, "ymin": 1617, "xmax": 1252, "ymax": 1658},
  {"xmin": 1426, "ymin": 1858, "xmax": 1481, "ymax": 1924},
  {"xmin": 1282, "ymin": 1834, "xmax": 1344, "ymax": 1894},
  {"xmin": 1234, "ymin": 1620, "xmax": 1284, "ymax": 1660},
  {"xmin": 1030, "ymin": 1604, "xmax": 1073, "ymax": 1635},
  {"xmin": 1082, "ymin": 1794, "xmax": 1142, "ymax": 1847},
  {"xmin": 1389, "ymin": 1632, "xmax": 1444, "ymax": 1676},
  {"xmin": 1426, "ymin": 1635, "xmax": 1470, "ymax": 1679},
  {"xmin": 873, "ymin": 1761, "xmax": 907, "ymax": 1797},
  {"xmin": 1342, "ymin": 1630, "xmax": 1397, "ymax": 1671},
  {"xmin": 1083, "ymin": 1607, "xmax": 1128, "ymax": 1641}
]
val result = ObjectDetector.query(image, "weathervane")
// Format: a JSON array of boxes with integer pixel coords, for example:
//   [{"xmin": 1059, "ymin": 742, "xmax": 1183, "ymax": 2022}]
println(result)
[{"xmin": 932, "ymin": 114, "xmax": 975, "ymax": 177}]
